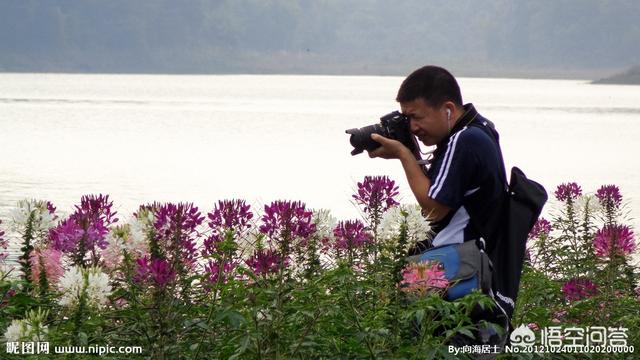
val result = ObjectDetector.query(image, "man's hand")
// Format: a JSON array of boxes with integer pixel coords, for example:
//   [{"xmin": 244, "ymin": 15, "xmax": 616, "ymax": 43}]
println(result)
[{"xmin": 367, "ymin": 134, "xmax": 411, "ymax": 159}]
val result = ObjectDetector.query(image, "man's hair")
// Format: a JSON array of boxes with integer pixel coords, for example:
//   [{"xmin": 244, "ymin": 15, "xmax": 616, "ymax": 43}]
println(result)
[{"xmin": 396, "ymin": 65, "xmax": 463, "ymax": 107}]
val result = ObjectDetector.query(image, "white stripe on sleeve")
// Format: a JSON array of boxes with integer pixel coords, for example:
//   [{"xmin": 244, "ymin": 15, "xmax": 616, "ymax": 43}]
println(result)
[{"xmin": 428, "ymin": 127, "xmax": 467, "ymax": 199}]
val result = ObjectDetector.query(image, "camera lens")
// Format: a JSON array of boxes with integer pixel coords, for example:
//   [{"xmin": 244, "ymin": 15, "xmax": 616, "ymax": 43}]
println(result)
[{"xmin": 345, "ymin": 124, "xmax": 385, "ymax": 155}]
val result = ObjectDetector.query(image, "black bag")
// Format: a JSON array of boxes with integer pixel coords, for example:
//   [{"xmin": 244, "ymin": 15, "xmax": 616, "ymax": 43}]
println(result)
[
  {"xmin": 489, "ymin": 167, "xmax": 547, "ymax": 319},
  {"xmin": 464, "ymin": 119, "xmax": 548, "ymax": 320}
]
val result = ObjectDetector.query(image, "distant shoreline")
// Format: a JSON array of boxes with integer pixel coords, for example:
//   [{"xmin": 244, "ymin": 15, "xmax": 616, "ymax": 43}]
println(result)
[
  {"xmin": 0, "ymin": 67, "xmax": 618, "ymax": 82},
  {"xmin": 592, "ymin": 66, "xmax": 640, "ymax": 85}
]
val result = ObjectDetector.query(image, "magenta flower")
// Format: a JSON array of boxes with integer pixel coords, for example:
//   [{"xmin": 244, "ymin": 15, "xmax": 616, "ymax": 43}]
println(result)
[
  {"xmin": 50, "ymin": 194, "xmax": 118, "ymax": 265},
  {"xmin": 150, "ymin": 202, "xmax": 204, "ymax": 269},
  {"xmin": 528, "ymin": 217, "xmax": 552, "ymax": 240},
  {"xmin": 0, "ymin": 220, "xmax": 7, "ymax": 262},
  {"xmin": 595, "ymin": 185, "xmax": 623, "ymax": 209},
  {"xmin": 135, "ymin": 256, "xmax": 176, "ymax": 288},
  {"xmin": 49, "ymin": 218, "xmax": 84, "ymax": 253},
  {"xmin": 562, "ymin": 278, "xmax": 598, "ymax": 301},
  {"xmin": 204, "ymin": 260, "xmax": 235, "ymax": 284},
  {"xmin": 332, "ymin": 219, "xmax": 372, "ymax": 251},
  {"xmin": 400, "ymin": 261, "xmax": 448, "ymax": 295},
  {"xmin": 29, "ymin": 247, "xmax": 64, "ymax": 286},
  {"xmin": 259, "ymin": 200, "xmax": 316, "ymax": 242},
  {"xmin": 593, "ymin": 224, "xmax": 636, "ymax": 258},
  {"xmin": 203, "ymin": 199, "xmax": 253, "ymax": 257},
  {"xmin": 208, "ymin": 199, "xmax": 253, "ymax": 232},
  {"xmin": 352, "ymin": 175, "xmax": 400, "ymax": 214},
  {"xmin": 46, "ymin": 201, "xmax": 58, "ymax": 221},
  {"xmin": 245, "ymin": 249, "xmax": 282, "ymax": 275},
  {"xmin": 554, "ymin": 182, "xmax": 582, "ymax": 202},
  {"xmin": 72, "ymin": 194, "xmax": 118, "ymax": 242}
]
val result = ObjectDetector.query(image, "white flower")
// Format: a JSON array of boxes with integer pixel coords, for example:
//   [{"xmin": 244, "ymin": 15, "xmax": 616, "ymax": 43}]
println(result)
[
  {"xmin": 312, "ymin": 209, "xmax": 336, "ymax": 243},
  {"xmin": 85, "ymin": 267, "xmax": 112, "ymax": 308},
  {"xmin": 3, "ymin": 320, "xmax": 27, "ymax": 342},
  {"xmin": 9, "ymin": 200, "xmax": 57, "ymax": 243},
  {"xmin": 58, "ymin": 266, "xmax": 84, "ymax": 308},
  {"xmin": 58, "ymin": 266, "xmax": 112, "ymax": 309},
  {"xmin": 3, "ymin": 309, "xmax": 49, "ymax": 342},
  {"xmin": 124, "ymin": 216, "xmax": 150, "ymax": 256},
  {"xmin": 379, "ymin": 204, "xmax": 431, "ymax": 252}
]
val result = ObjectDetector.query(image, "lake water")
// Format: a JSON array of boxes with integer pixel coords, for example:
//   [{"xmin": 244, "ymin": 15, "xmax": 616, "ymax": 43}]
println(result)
[{"xmin": 1, "ymin": 73, "xmax": 639, "ymax": 260}]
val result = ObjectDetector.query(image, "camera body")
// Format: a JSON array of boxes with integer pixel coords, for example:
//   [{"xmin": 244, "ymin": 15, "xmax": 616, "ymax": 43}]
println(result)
[{"xmin": 345, "ymin": 111, "xmax": 421, "ymax": 158}]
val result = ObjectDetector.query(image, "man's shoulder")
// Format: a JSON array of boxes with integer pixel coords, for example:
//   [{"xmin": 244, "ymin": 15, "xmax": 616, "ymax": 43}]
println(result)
[{"xmin": 453, "ymin": 124, "xmax": 496, "ymax": 149}]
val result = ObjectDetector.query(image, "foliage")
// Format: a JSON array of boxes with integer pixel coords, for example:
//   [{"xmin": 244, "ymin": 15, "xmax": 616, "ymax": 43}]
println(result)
[
  {"xmin": 513, "ymin": 183, "xmax": 640, "ymax": 358},
  {"xmin": 0, "ymin": 177, "xmax": 496, "ymax": 359},
  {"xmin": 1, "ymin": 179, "xmax": 637, "ymax": 358}
]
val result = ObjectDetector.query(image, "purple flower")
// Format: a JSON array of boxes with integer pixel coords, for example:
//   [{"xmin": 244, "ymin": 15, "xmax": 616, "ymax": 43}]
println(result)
[
  {"xmin": 46, "ymin": 201, "xmax": 58, "ymax": 221},
  {"xmin": 332, "ymin": 219, "xmax": 372, "ymax": 251},
  {"xmin": 208, "ymin": 199, "xmax": 253, "ymax": 232},
  {"xmin": 352, "ymin": 176, "xmax": 399, "ymax": 214},
  {"xmin": 245, "ymin": 249, "xmax": 283, "ymax": 275},
  {"xmin": 554, "ymin": 182, "xmax": 582, "ymax": 202},
  {"xmin": 259, "ymin": 200, "xmax": 316, "ymax": 242},
  {"xmin": 50, "ymin": 194, "xmax": 118, "ymax": 264},
  {"xmin": 204, "ymin": 260, "xmax": 235, "ymax": 284},
  {"xmin": 204, "ymin": 199, "xmax": 253, "ymax": 257},
  {"xmin": 593, "ymin": 224, "xmax": 636, "ymax": 258},
  {"xmin": 135, "ymin": 256, "xmax": 176, "ymax": 288},
  {"xmin": 0, "ymin": 220, "xmax": 7, "ymax": 262},
  {"xmin": 562, "ymin": 278, "xmax": 598, "ymax": 301},
  {"xmin": 595, "ymin": 185, "xmax": 623, "ymax": 209},
  {"xmin": 49, "ymin": 218, "xmax": 84, "ymax": 253},
  {"xmin": 151, "ymin": 202, "xmax": 205, "ymax": 269},
  {"xmin": 528, "ymin": 217, "xmax": 552, "ymax": 240}
]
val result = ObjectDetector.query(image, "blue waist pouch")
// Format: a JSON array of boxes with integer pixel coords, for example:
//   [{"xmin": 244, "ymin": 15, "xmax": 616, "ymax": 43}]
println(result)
[{"xmin": 406, "ymin": 240, "xmax": 492, "ymax": 300}]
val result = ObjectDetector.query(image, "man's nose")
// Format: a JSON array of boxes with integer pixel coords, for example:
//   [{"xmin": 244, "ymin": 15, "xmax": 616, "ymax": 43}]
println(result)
[{"xmin": 409, "ymin": 119, "xmax": 419, "ymax": 134}]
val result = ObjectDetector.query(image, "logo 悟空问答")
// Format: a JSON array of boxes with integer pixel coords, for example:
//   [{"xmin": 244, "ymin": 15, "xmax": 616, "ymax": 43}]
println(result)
[{"xmin": 510, "ymin": 324, "xmax": 536, "ymax": 347}]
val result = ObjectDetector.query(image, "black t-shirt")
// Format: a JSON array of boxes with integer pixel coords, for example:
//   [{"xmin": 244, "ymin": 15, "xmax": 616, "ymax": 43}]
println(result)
[{"xmin": 426, "ymin": 104, "xmax": 506, "ymax": 248}]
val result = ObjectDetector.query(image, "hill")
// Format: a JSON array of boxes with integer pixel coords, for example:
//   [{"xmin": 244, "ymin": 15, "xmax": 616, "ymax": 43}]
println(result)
[
  {"xmin": 1, "ymin": 0, "xmax": 639, "ymax": 78},
  {"xmin": 593, "ymin": 66, "xmax": 640, "ymax": 85}
]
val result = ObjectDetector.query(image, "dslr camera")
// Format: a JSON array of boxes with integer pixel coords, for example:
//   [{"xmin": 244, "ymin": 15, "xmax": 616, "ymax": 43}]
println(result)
[{"xmin": 345, "ymin": 111, "xmax": 421, "ymax": 158}]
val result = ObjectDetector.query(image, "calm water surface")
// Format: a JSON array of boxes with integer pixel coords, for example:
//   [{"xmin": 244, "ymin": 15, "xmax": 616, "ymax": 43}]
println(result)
[{"xmin": 1, "ymin": 73, "xmax": 639, "ymax": 259}]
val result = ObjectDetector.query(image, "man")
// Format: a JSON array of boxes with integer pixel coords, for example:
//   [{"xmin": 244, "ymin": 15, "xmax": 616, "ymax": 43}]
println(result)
[{"xmin": 368, "ymin": 65, "xmax": 509, "ymax": 348}]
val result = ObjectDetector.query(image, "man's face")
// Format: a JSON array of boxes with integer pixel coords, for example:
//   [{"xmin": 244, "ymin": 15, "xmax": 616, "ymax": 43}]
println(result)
[{"xmin": 400, "ymin": 98, "xmax": 449, "ymax": 146}]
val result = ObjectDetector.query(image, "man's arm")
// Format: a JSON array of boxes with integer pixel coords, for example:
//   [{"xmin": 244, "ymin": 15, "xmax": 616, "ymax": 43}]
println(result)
[{"xmin": 369, "ymin": 134, "xmax": 451, "ymax": 222}]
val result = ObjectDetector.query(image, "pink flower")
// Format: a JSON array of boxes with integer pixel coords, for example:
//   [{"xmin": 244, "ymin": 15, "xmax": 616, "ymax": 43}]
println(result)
[
  {"xmin": 554, "ymin": 182, "xmax": 582, "ymax": 202},
  {"xmin": 595, "ymin": 185, "xmax": 622, "ymax": 208},
  {"xmin": 352, "ymin": 175, "xmax": 400, "ymax": 214},
  {"xmin": 101, "ymin": 240, "xmax": 123, "ymax": 272},
  {"xmin": 528, "ymin": 217, "xmax": 552, "ymax": 240},
  {"xmin": 562, "ymin": 278, "xmax": 598, "ymax": 301},
  {"xmin": 29, "ymin": 247, "xmax": 64, "ymax": 286},
  {"xmin": 400, "ymin": 261, "xmax": 448, "ymax": 295},
  {"xmin": 593, "ymin": 225, "xmax": 636, "ymax": 258}
]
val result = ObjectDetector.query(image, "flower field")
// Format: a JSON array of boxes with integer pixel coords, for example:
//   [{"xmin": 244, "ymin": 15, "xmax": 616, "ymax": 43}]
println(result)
[{"xmin": 0, "ymin": 176, "xmax": 638, "ymax": 359}]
